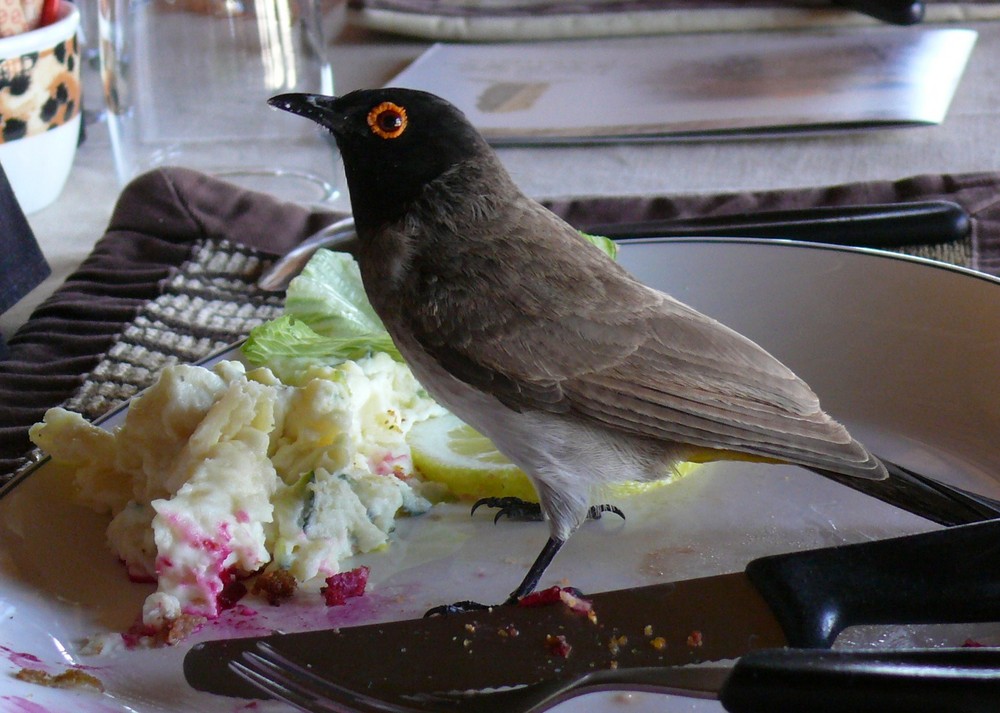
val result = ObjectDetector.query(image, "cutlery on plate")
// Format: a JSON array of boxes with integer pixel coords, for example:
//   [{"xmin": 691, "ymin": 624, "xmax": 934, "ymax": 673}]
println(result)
[
  {"xmin": 230, "ymin": 643, "xmax": 1000, "ymax": 713},
  {"xmin": 257, "ymin": 200, "xmax": 969, "ymax": 292},
  {"xmin": 584, "ymin": 199, "xmax": 968, "ymax": 243},
  {"xmin": 258, "ymin": 216, "xmax": 358, "ymax": 292},
  {"xmin": 833, "ymin": 0, "xmax": 925, "ymax": 25},
  {"xmin": 184, "ymin": 518, "xmax": 1000, "ymax": 699}
]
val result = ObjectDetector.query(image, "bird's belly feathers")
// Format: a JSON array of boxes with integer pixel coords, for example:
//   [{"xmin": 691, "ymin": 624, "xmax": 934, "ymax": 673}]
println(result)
[{"xmin": 393, "ymin": 330, "xmax": 681, "ymax": 538}]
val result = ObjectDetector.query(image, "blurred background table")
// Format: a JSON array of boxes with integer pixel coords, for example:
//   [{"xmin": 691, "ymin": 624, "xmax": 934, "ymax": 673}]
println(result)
[{"xmin": 7, "ymin": 17, "xmax": 1000, "ymax": 337}]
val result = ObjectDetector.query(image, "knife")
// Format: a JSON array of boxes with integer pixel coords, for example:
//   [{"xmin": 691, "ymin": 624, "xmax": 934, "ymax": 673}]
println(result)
[
  {"xmin": 833, "ymin": 0, "xmax": 925, "ymax": 25},
  {"xmin": 583, "ymin": 200, "xmax": 968, "ymax": 246},
  {"xmin": 231, "ymin": 645, "xmax": 1000, "ymax": 712},
  {"xmin": 184, "ymin": 518, "xmax": 1000, "ymax": 699},
  {"xmin": 257, "ymin": 200, "xmax": 969, "ymax": 292}
]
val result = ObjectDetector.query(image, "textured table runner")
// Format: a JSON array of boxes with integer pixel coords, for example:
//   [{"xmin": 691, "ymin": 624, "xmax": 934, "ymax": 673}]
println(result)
[
  {"xmin": 3, "ymin": 167, "xmax": 1000, "ymax": 481},
  {"xmin": 347, "ymin": 0, "xmax": 1000, "ymax": 41}
]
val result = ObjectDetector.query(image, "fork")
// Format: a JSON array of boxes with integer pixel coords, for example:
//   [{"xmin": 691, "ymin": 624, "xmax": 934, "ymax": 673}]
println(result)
[{"xmin": 230, "ymin": 642, "xmax": 1000, "ymax": 713}]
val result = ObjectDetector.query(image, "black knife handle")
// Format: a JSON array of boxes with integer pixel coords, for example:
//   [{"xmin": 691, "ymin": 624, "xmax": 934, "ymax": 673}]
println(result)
[
  {"xmin": 588, "ymin": 200, "xmax": 969, "ymax": 248},
  {"xmin": 745, "ymin": 518, "xmax": 1000, "ymax": 649},
  {"xmin": 721, "ymin": 648, "xmax": 1000, "ymax": 713},
  {"xmin": 832, "ymin": 0, "xmax": 925, "ymax": 25}
]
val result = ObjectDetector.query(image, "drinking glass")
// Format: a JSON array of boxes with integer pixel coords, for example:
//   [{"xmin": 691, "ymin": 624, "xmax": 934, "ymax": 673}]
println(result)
[{"xmin": 99, "ymin": 0, "xmax": 341, "ymax": 204}]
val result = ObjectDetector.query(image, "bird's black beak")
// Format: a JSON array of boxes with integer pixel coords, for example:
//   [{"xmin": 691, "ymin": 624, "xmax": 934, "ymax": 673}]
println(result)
[{"xmin": 268, "ymin": 93, "xmax": 345, "ymax": 132}]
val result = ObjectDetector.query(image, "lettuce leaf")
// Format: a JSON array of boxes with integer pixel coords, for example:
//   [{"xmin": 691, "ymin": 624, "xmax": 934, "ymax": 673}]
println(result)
[{"xmin": 242, "ymin": 250, "xmax": 401, "ymax": 380}]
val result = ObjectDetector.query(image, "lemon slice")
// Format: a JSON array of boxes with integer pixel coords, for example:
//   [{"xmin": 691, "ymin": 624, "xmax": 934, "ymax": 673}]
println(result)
[
  {"xmin": 407, "ymin": 413, "xmax": 538, "ymax": 500},
  {"xmin": 407, "ymin": 412, "xmax": 697, "ymax": 502}
]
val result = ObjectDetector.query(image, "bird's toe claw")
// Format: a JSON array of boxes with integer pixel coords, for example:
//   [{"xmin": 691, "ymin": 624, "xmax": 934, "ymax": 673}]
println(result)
[
  {"xmin": 424, "ymin": 600, "xmax": 495, "ymax": 617},
  {"xmin": 471, "ymin": 496, "xmax": 544, "ymax": 523},
  {"xmin": 587, "ymin": 503, "xmax": 626, "ymax": 521}
]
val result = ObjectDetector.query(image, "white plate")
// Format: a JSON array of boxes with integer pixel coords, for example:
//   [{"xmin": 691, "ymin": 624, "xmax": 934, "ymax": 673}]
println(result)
[{"xmin": 2, "ymin": 239, "xmax": 999, "ymax": 712}]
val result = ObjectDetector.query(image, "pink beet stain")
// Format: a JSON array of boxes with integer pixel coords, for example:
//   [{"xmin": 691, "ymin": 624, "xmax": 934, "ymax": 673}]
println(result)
[
  {"xmin": 371, "ymin": 451, "xmax": 410, "ymax": 477},
  {"xmin": 0, "ymin": 645, "xmax": 45, "ymax": 670},
  {"xmin": 235, "ymin": 510, "xmax": 250, "ymax": 524},
  {"xmin": 1, "ymin": 696, "xmax": 53, "ymax": 712}
]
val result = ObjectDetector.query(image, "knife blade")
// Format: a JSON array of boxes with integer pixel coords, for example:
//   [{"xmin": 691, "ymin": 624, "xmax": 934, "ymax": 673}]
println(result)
[{"xmin": 184, "ymin": 518, "xmax": 1000, "ymax": 699}]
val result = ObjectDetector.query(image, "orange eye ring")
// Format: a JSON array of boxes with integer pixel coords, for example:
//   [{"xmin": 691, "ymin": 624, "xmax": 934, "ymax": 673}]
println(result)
[{"xmin": 367, "ymin": 102, "xmax": 408, "ymax": 139}]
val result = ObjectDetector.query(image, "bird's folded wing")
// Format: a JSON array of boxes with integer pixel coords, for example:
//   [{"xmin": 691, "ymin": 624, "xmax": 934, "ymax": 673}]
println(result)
[{"xmin": 410, "ymin": 236, "xmax": 875, "ymax": 471}]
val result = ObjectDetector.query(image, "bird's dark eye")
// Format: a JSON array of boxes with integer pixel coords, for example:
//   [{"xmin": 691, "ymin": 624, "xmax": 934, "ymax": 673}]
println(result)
[{"xmin": 367, "ymin": 102, "xmax": 408, "ymax": 140}]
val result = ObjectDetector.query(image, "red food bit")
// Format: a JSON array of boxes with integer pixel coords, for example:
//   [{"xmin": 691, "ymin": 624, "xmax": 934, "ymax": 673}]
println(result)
[
  {"xmin": 544, "ymin": 634, "xmax": 572, "ymax": 658},
  {"xmin": 686, "ymin": 630, "xmax": 704, "ymax": 648},
  {"xmin": 218, "ymin": 577, "xmax": 248, "ymax": 611},
  {"xmin": 963, "ymin": 638, "xmax": 986, "ymax": 648},
  {"xmin": 518, "ymin": 586, "xmax": 593, "ymax": 616},
  {"xmin": 321, "ymin": 566, "xmax": 370, "ymax": 606}
]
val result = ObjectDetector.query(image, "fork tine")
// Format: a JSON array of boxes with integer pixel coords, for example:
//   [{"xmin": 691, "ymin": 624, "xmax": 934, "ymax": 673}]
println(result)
[{"xmin": 230, "ymin": 642, "xmax": 431, "ymax": 713}]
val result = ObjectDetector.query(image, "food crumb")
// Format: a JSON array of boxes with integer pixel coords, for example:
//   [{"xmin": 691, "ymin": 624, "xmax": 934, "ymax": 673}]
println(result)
[
  {"xmin": 252, "ymin": 568, "xmax": 298, "ymax": 606},
  {"xmin": 497, "ymin": 624, "xmax": 520, "ymax": 638},
  {"xmin": 544, "ymin": 634, "xmax": 572, "ymax": 658},
  {"xmin": 643, "ymin": 625, "xmax": 653, "ymax": 636},
  {"xmin": 123, "ymin": 613, "xmax": 208, "ymax": 648},
  {"xmin": 650, "ymin": 636, "xmax": 667, "ymax": 650},
  {"xmin": 15, "ymin": 668, "xmax": 105, "ymax": 692},
  {"xmin": 608, "ymin": 634, "xmax": 628, "ymax": 655},
  {"xmin": 686, "ymin": 630, "xmax": 703, "ymax": 647},
  {"xmin": 465, "ymin": 623, "xmax": 477, "ymax": 634},
  {"xmin": 166, "ymin": 614, "xmax": 208, "ymax": 645}
]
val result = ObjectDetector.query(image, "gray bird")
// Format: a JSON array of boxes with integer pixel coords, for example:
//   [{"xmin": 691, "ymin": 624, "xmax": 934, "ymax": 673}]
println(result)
[{"xmin": 269, "ymin": 88, "xmax": 999, "ymax": 609}]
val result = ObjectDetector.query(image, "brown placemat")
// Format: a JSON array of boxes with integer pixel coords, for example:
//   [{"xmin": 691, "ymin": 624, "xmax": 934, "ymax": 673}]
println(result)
[{"xmin": 3, "ymin": 167, "xmax": 1000, "ymax": 481}]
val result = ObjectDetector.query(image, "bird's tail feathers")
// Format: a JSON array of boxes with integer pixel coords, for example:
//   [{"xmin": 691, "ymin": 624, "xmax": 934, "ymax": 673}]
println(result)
[{"xmin": 808, "ymin": 458, "xmax": 1000, "ymax": 526}]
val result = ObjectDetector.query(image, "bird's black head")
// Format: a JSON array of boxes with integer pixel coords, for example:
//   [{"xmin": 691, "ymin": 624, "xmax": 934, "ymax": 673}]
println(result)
[{"xmin": 269, "ymin": 88, "xmax": 491, "ymax": 231}]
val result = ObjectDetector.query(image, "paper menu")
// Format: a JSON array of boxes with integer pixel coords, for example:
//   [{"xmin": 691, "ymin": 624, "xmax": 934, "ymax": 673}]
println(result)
[{"xmin": 386, "ymin": 28, "xmax": 977, "ymax": 143}]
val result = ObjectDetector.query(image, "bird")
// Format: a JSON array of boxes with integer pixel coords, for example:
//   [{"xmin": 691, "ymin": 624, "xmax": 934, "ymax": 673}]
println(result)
[{"xmin": 268, "ymin": 88, "xmax": 1000, "ymax": 610}]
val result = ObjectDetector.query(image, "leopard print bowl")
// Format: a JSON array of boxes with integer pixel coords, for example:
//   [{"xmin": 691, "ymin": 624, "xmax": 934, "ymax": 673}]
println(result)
[{"xmin": 0, "ymin": 1, "xmax": 81, "ymax": 214}]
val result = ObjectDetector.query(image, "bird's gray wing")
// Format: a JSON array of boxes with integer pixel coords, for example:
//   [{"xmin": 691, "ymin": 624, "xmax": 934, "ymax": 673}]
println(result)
[{"xmin": 405, "ymin": 202, "xmax": 873, "ymax": 472}]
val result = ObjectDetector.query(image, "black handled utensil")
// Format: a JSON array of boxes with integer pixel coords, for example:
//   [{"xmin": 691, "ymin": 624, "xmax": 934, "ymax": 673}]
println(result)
[
  {"xmin": 229, "ymin": 643, "xmax": 1000, "ymax": 713},
  {"xmin": 833, "ymin": 0, "xmax": 925, "ymax": 25},
  {"xmin": 586, "ymin": 200, "xmax": 967, "ymax": 247}
]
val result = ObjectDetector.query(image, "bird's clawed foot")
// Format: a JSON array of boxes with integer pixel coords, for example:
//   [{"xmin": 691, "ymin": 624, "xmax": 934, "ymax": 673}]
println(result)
[
  {"xmin": 471, "ymin": 497, "xmax": 626, "ymax": 524},
  {"xmin": 471, "ymin": 496, "xmax": 543, "ymax": 523},
  {"xmin": 588, "ymin": 503, "xmax": 626, "ymax": 522},
  {"xmin": 424, "ymin": 600, "xmax": 495, "ymax": 617}
]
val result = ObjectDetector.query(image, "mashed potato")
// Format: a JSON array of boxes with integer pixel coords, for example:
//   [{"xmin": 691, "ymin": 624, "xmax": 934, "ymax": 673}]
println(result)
[{"xmin": 29, "ymin": 353, "xmax": 444, "ymax": 632}]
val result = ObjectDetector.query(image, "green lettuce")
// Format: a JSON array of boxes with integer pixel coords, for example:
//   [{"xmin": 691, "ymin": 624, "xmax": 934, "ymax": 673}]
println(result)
[{"xmin": 242, "ymin": 250, "xmax": 401, "ymax": 380}]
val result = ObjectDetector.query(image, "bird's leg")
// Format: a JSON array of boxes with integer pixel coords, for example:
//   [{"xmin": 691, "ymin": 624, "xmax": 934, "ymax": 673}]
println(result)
[
  {"xmin": 502, "ymin": 536, "xmax": 565, "ymax": 604},
  {"xmin": 471, "ymin": 497, "xmax": 626, "ymax": 523},
  {"xmin": 424, "ymin": 537, "xmax": 566, "ymax": 616}
]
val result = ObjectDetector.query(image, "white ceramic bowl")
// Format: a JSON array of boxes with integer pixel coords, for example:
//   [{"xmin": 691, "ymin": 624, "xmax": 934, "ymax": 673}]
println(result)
[{"xmin": 0, "ymin": 1, "xmax": 81, "ymax": 214}]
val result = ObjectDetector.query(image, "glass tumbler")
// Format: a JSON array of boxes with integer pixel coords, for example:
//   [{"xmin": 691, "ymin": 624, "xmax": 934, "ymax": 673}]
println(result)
[{"xmin": 99, "ymin": 0, "xmax": 341, "ymax": 204}]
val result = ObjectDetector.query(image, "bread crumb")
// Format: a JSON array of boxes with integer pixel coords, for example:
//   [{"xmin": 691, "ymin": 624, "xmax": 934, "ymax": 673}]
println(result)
[{"xmin": 15, "ymin": 668, "xmax": 105, "ymax": 692}]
